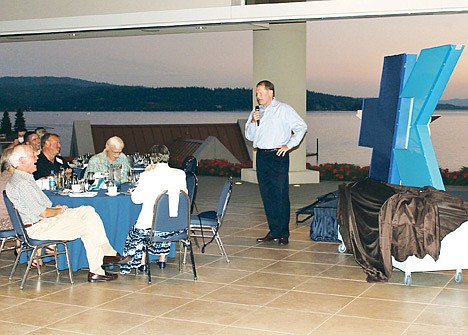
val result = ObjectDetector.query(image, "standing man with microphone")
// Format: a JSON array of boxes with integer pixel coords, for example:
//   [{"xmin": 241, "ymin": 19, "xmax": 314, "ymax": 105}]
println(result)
[{"xmin": 245, "ymin": 80, "xmax": 307, "ymax": 245}]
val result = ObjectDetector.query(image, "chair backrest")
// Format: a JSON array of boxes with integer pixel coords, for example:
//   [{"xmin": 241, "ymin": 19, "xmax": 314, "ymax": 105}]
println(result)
[
  {"xmin": 3, "ymin": 192, "xmax": 29, "ymax": 244},
  {"xmin": 216, "ymin": 177, "xmax": 233, "ymax": 223},
  {"xmin": 185, "ymin": 171, "xmax": 198, "ymax": 214},
  {"xmin": 181, "ymin": 155, "xmax": 197, "ymax": 174},
  {"xmin": 151, "ymin": 190, "xmax": 191, "ymax": 239}
]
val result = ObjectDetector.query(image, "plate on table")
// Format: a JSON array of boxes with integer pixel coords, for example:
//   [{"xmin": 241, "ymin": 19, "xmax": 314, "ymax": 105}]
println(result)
[
  {"xmin": 105, "ymin": 192, "xmax": 120, "ymax": 197},
  {"xmin": 69, "ymin": 192, "xmax": 98, "ymax": 198}
]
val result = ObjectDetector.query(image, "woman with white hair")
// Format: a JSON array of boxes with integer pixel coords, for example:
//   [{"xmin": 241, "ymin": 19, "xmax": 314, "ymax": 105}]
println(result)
[
  {"xmin": 84, "ymin": 136, "xmax": 131, "ymax": 183},
  {"xmin": 119, "ymin": 144, "xmax": 187, "ymax": 274}
]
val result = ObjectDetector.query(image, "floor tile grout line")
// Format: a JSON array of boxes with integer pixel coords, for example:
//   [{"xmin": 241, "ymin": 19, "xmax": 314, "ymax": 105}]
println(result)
[
  {"xmin": 302, "ymin": 278, "xmax": 378, "ymax": 335},
  {"xmin": 400, "ymin": 273, "xmax": 461, "ymax": 334}
]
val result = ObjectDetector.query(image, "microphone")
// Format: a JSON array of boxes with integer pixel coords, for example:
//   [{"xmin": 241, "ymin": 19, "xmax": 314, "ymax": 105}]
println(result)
[{"xmin": 255, "ymin": 106, "xmax": 260, "ymax": 126}]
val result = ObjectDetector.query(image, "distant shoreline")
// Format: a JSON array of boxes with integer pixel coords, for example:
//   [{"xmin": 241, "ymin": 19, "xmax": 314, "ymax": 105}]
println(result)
[
  {"xmin": 11, "ymin": 109, "xmax": 468, "ymax": 114},
  {"xmin": 3, "ymin": 76, "xmax": 467, "ymax": 112}
]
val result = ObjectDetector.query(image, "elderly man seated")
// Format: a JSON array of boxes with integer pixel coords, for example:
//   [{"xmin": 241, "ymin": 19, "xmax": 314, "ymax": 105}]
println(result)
[
  {"xmin": 85, "ymin": 136, "xmax": 130, "ymax": 183},
  {"xmin": 6, "ymin": 145, "xmax": 130, "ymax": 282}
]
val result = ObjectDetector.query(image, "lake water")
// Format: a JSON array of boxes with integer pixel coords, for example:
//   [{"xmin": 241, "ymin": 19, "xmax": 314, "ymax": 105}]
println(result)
[{"xmin": 14, "ymin": 110, "xmax": 468, "ymax": 170}]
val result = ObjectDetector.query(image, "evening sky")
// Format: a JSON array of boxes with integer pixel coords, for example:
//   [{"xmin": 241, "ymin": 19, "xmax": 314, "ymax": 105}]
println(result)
[{"xmin": 1, "ymin": 13, "xmax": 467, "ymax": 99}]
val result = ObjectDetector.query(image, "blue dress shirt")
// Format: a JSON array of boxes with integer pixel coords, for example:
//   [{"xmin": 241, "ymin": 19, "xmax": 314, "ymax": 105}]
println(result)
[{"xmin": 245, "ymin": 98, "xmax": 307, "ymax": 150}]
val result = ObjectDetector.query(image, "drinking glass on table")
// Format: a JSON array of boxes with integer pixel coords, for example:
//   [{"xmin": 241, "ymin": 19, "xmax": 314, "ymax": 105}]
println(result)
[
  {"xmin": 113, "ymin": 164, "xmax": 122, "ymax": 183},
  {"xmin": 87, "ymin": 172, "xmax": 95, "ymax": 187},
  {"xmin": 127, "ymin": 169, "xmax": 135, "ymax": 184},
  {"xmin": 134, "ymin": 172, "xmax": 140, "ymax": 184},
  {"xmin": 65, "ymin": 168, "xmax": 72, "ymax": 180}
]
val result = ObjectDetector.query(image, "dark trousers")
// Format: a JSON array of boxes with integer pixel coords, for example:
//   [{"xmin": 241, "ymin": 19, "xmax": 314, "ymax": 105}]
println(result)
[{"xmin": 256, "ymin": 150, "xmax": 290, "ymax": 238}]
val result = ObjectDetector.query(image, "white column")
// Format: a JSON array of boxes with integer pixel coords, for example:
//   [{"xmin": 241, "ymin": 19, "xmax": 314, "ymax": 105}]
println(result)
[{"xmin": 241, "ymin": 21, "xmax": 319, "ymax": 184}]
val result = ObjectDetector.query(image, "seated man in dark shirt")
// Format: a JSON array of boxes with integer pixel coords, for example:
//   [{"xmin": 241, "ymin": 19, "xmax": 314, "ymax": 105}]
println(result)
[{"xmin": 33, "ymin": 133, "xmax": 71, "ymax": 180}]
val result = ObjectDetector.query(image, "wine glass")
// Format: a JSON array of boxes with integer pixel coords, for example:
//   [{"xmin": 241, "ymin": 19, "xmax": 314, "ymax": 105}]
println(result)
[
  {"xmin": 127, "ymin": 169, "xmax": 135, "ymax": 184},
  {"xmin": 87, "ymin": 172, "xmax": 95, "ymax": 186}
]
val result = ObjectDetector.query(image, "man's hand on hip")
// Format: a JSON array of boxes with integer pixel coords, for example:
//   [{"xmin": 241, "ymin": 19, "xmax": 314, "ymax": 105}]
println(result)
[{"xmin": 276, "ymin": 145, "xmax": 289, "ymax": 157}]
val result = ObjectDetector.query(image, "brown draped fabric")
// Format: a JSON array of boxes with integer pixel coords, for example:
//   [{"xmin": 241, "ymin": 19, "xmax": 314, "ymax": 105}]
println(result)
[{"xmin": 338, "ymin": 178, "xmax": 468, "ymax": 282}]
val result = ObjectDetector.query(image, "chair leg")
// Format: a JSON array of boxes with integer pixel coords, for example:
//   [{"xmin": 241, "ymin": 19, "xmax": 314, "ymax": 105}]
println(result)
[
  {"xmin": 192, "ymin": 232, "xmax": 200, "ymax": 249},
  {"xmin": 216, "ymin": 237, "xmax": 231, "ymax": 263},
  {"xmin": 214, "ymin": 233, "xmax": 230, "ymax": 263},
  {"xmin": 182, "ymin": 242, "xmax": 189, "ymax": 265},
  {"xmin": 177, "ymin": 241, "xmax": 182, "ymax": 272},
  {"xmin": 63, "ymin": 243, "xmax": 74, "ymax": 284},
  {"xmin": 9, "ymin": 245, "xmax": 23, "ymax": 280},
  {"xmin": 146, "ymin": 247, "xmax": 152, "ymax": 285},
  {"xmin": 188, "ymin": 241, "xmax": 197, "ymax": 281},
  {"xmin": 20, "ymin": 246, "xmax": 39, "ymax": 290},
  {"xmin": 53, "ymin": 245, "xmax": 60, "ymax": 276},
  {"xmin": 212, "ymin": 227, "xmax": 224, "ymax": 254},
  {"xmin": 0, "ymin": 238, "xmax": 6, "ymax": 256}
]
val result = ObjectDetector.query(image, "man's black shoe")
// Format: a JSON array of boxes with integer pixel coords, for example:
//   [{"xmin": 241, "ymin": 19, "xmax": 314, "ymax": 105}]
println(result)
[
  {"xmin": 102, "ymin": 253, "xmax": 131, "ymax": 266},
  {"xmin": 278, "ymin": 237, "xmax": 289, "ymax": 245},
  {"xmin": 256, "ymin": 232, "xmax": 278, "ymax": 243},
  {"xmin": 88, "ymin": 271, "xmax": 118, "ymax": 283}
]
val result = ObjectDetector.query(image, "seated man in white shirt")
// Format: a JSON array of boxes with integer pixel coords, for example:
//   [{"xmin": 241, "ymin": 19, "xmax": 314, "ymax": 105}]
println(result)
[{"xmin": 6, "ymin": 145, "xmax": 130, "ymax": 282}]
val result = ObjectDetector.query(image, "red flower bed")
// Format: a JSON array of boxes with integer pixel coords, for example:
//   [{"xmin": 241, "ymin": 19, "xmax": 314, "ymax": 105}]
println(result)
[
  {"xmin": 441, "ymin": 166, "xmax": 468, "ymax": 186},
  {"xmin": 307, "ymin": 162, "xmax": 370, "ymax": 182},
  {"xmin": 170, "ymin": 157, "xmax": 252, "ymax": 177}
]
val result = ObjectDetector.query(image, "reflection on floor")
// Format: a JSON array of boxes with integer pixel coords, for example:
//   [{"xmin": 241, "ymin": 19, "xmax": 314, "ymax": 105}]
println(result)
[{"xmin": 0, "ymin": 177, "xmax": 467, "ymax": 335}]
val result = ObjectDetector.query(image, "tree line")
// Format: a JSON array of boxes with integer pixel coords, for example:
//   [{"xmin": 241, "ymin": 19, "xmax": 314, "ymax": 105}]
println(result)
[
  {"xmin": 2, "ymin": 76, "xmax": 465, "ymax": 115},
  {"xmin": 0, "ymin": 76, "xmax": 364, "ymax": 112},
  {"xmin": 0, "ymin": 109, "xmax": 26, "ymax": 139}
]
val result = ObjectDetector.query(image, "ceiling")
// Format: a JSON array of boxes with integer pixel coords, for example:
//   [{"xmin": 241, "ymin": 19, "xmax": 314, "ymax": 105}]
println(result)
[{"xmin": 1, "ymin": 0, "xmax": 467, "ymax": 43}]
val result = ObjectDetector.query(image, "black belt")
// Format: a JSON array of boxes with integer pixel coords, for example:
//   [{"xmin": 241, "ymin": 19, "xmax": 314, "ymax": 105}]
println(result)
[
  {"xmin": 257, "ymin": 148, "xmax": 279, "ymax": 153},
  {"xmin": 24, "ymin": 221, "xmax": 40, "ymax": 228}
]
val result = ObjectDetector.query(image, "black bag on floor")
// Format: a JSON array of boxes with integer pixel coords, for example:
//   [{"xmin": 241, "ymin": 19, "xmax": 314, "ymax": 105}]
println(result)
[{"xmin": 310, "ymin": 198, "xmax": 339, "ymax": 242}]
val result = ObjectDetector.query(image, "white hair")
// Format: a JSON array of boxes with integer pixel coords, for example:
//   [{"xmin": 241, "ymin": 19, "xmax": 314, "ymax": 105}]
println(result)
[
  {"xmin": 9, "ymin": 144, "xmax": 29, "ymax": 168},
  {"xmin": 106, "ymin": 136, "xmax": 124, "ymax": 150}
]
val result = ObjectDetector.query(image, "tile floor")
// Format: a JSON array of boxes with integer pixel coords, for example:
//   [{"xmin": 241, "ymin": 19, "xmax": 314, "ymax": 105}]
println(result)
[{"xmin": 0, "ymin": 176, "xmax": 467, "ymax": 334}]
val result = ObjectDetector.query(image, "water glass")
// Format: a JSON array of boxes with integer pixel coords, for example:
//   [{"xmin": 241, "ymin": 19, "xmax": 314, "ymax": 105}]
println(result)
[
  {"xmin": 127, "ymin": 169, "xmax": 135, "ymax": 184},
  {"xmin": 87, "ymin": 172, "xmax": 95, "ymax": 186}
]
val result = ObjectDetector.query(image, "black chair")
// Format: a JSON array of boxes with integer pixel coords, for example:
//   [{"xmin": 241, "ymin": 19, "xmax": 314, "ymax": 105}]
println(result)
[
  {"xmin": 3, "ymin": 192, "xmax": 74, "ymax": 289},
  {"xmin": 189, "ymin": 177, "xmax": 233, "ymax": 263},
  {"xmin": 181, "ymin": 155, "xmax": 198, "ymax": 174},
  {"xmin": 146, "ymin": 190, "xmax": 196, "ymax": 285},
  {"xmin": 185, "ymin": 171, "xmax": 198, "ymax": 214}
]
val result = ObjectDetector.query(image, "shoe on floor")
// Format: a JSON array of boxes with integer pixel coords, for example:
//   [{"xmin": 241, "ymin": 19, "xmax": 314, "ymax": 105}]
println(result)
[
  {"xmin": 102, "ymin": 253, "xmax": 131, "ymax": 265},
  {"xmin": 256, "ymin": 232, "xmax": 278, "ymax": 243},
  {"xmin": 278, "ymin": 237, "xmax": 289, "ymax": 245},
  {"xmin": 137, "ymin": 265, "xmax": 148, "ymax": 273},
  {"xmin": 88, "ymin": 271, "xmax": 118, "ymax": 282}
]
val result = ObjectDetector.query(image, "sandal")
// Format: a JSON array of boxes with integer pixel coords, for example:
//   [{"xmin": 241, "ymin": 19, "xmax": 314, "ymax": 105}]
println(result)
[
  {"xmin": 44, "ymin": 245, "xmax": 56, "ymax": 255},
  {"xmin": 31, "ymin": 259, "xmax": 46, "ymax": 270}
]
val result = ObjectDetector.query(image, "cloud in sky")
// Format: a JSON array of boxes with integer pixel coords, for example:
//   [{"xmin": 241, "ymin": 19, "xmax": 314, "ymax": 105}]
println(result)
[{"xmin": 1, "ymin": 13, "xmax": 467, "ymax": 99}]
